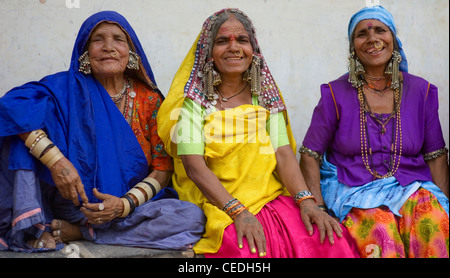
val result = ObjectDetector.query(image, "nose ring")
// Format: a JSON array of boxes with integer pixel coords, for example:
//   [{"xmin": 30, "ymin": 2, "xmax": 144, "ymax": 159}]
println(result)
[
  {"xmin": 110, "ymin": 51, "xmax": 118, "ymax": 57},
  {"xmin": 235, "ymin": 48, "xmax": 243, "ymax": 58},
  {"xmin": 374, "ymin": 41, "xmax": 383, "ymax": 51}
]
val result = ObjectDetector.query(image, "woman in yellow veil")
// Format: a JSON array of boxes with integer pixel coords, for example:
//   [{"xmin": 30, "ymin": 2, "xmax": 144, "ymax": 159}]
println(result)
[{"xmin": 157, "ymin": 8, "xmax": 359, "ymax": 258}]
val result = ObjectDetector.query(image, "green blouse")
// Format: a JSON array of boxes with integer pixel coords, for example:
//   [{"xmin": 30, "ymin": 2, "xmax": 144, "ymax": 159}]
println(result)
[{"xmin": 177, "ymin": 95, "xmax": 290, "ymax": 155}]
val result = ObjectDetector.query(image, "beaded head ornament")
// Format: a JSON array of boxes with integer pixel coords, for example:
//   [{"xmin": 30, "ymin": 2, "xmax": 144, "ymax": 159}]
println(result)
[{"xmin": 183, "ymin": 8, "xmax": 286, "ymax": 114}]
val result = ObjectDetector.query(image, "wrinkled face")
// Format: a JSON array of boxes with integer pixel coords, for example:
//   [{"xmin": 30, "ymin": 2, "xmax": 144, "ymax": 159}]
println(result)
[
  {"xmin": 212, "ymin": 15, "xmax": 253, "ymax": 78},
  {"xmin": 353, "ymin": 19, "xmax": 394, "ymax": 70},
  {"xmin": 88, "ymin": 22, "xmax": 130, "ymax": 79}
]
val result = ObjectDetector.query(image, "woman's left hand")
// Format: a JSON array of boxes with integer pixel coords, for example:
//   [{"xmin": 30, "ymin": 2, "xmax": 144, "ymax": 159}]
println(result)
[
  {"xmin": 81, "ymin": 188, "xmax": 124, "ymax": 225},
  {"xmin": 299, "ymin": 199, "xmax": 343, "ymax": 244}
]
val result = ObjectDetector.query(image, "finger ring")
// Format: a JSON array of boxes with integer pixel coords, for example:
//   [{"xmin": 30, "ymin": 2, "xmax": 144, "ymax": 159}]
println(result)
[
  {"xmin": 97, "ymin": 217, "xmax": 102, "ymax": 223},
  {"xmin": 98, "ymin": 203, "xmax": 105, "ymax": 211}
]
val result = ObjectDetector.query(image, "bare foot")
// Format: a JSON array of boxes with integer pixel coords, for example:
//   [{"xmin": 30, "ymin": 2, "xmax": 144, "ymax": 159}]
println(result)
[
  {"xmin": 27, "ymin": 231, "xmax": 56, "ymax": 249},
  {"xmin": 51, "ymin": 219, "xmax": 82, "ymax": 243}
]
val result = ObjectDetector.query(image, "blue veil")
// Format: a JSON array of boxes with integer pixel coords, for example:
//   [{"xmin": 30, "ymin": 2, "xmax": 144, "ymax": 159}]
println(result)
[{"xmin": 0, "ymin": 11, "xmax": 162, "ymax": 202}]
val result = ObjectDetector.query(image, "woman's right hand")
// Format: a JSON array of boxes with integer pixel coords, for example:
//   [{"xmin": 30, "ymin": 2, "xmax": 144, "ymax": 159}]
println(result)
[
  {"xmin": 234, "ymin": 209, "xmax": 266, "ymax": 257},
  {"xmin": 49, "ymin": 157, "xmax": 89, "ymax": 206}
]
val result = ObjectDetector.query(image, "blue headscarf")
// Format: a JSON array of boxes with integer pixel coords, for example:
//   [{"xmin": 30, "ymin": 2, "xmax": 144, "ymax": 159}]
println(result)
[
  {"xmin": 0, "ymin": 11, "xmax": 162, "ymax": 202},
  {"xmin": 348, "ymin": 5, "xmax": 408, "ymax": 72}
]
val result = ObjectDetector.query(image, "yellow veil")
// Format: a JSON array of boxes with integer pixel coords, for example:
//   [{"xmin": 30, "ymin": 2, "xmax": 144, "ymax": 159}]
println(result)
[{"xmin": 157, "ymin": 9, "xmax": 296, "ymax": 254}]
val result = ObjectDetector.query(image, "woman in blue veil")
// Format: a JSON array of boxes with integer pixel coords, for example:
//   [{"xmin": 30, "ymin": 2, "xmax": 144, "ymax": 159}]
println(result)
[{"xmin": 0, "ymin": 11, "xmax": 204, "ymax": 253}]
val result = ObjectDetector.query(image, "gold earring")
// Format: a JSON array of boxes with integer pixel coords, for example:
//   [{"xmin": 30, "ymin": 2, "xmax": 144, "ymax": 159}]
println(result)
[
  {"xmin": 388, "ymin": 50, "xmax": 402, "ymax": 90},
  {"xmin": 348, "ymin": 51, "xmax": 364, "ymax": 88},
  {"xmin": 249, "ymin": 55, "xmax": 261, "ymax": 95},
  {"xmin": 203, "ymin": 59, "xmax": 218, "ymax": 101}
]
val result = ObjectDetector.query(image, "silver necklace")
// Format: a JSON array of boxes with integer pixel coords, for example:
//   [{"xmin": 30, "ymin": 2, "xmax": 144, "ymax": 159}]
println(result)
[{"xmin": 110, "ymin": 78, "xmax": 129, "ymax": 103}]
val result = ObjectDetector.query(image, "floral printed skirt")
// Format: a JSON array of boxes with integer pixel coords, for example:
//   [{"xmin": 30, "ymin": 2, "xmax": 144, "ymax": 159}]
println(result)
[{"xmin": 342, "ymin": 188, "xmax": 449, "ymax": 258}]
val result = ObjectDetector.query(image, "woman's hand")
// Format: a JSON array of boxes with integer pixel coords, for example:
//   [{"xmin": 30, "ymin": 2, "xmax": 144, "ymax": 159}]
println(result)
[
  {"xmin": 234, "ymin": 209, "xmax": 266, "ymax": 257},
  {"xmin": 81, "ymin": 188, "xmax": 124, "ymax": 224},
  {"xmin": 50, "ymin": 157, "xmax": 89, "ymax": 206},
  {"xmin": 299, "ymin": 199, "xmax": 343, "ymax": 244}
]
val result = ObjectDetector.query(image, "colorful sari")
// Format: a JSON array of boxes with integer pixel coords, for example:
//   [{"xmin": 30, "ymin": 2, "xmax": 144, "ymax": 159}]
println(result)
[{"xmin": 157, "ymin": 8, "xmax": 359, "ymax": 257}]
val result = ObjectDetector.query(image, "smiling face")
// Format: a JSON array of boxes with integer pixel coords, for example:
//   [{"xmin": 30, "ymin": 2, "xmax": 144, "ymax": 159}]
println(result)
[
  {"xmin": 211, "ymin": 15, "xmax": 253, "ymax": 78},
  {"xmin": 87, "ymin": 22, "xmax": 130, "ymax": 79},
  {"xmin": 352, "ymin": 19, "xmax": 394, "ymax": 72}
]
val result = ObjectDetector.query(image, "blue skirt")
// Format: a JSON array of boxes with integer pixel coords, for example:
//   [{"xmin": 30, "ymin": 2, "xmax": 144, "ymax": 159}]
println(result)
[
  {"xmin": 320, "ymin": 153, "xmax": 449, "ymax": 222},
  {"xmin": 0, "ymin": 139, "xmax": 205, "ymax": 252}
]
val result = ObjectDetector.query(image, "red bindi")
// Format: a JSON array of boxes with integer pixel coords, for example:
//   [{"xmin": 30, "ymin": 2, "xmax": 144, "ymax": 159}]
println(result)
[{"xmin": 367, "ymin": 22, "xmax": 373, "ymax": 30}]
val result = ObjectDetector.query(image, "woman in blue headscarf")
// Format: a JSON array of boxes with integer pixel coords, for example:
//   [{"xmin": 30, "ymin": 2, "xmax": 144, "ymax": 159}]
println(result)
[
  {"xmin": 0, "ymin": 11, "xmax": 205, "ymax": 253},
  {"xmin": 300, "ymin": 5, "xmax": 448, "ymax": 257}
]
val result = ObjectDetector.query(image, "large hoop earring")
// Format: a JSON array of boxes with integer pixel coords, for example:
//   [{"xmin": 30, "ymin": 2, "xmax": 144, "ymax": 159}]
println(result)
[
  {"xmin": 127, "ymin": 50, "xmax": 140, "ymax": 70},
  {"xmin": 78, "ymin": 50, "xmax": 91, "ymax": 74}
]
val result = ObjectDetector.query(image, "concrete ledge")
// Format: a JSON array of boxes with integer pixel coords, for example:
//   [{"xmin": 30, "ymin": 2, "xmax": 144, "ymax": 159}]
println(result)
[{"xmin": 0, "ymin": 240, "xmax": 195, "ymax": 258}]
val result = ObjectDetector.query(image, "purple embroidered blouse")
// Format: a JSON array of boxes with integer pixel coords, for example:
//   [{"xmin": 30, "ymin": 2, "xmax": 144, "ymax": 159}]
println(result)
[{"xmin": 302, "ymin": 72, "xmax": 446, "ymax": 187}]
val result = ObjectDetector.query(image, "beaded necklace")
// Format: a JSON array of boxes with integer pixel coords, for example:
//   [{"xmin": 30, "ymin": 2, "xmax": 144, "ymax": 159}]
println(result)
[
  {"xmin": 363, "ymin": 74, "xmax": 386, "ymax": 81},
  {"xmin": 111, "ymin": 77, "xmax": 135, "ymax": 124},
  {"xmin": 362, "ymin": 93, "xmax": 396, "ymax": 135},
  {"xmin": 363, "ymin": 78, "xmax": 391, "ymax": 96},
  {"xmin": 358, "ymin": 84, "xmax": 403, "ymax": 179},
  {"xmin": 122, "ymin": 79, "xmax": 136, "ymax": 124},
  {"xmin": 111, "ymin": 77, "xmax": 129, "ymax": 103}
]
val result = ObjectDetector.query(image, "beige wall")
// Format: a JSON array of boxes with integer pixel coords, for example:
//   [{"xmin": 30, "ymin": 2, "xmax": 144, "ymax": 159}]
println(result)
[{"xmin": 1, "ymin": 0, "xmax": 448, "ymax": 151}]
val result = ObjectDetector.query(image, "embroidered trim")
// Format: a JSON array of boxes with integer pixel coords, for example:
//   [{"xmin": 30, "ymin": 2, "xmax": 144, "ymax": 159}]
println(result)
[
  {"xmin": 423, "ymin": 147, "xmax": 448, "ymax": 161},
  {"xmin": 12, "ymin": 208, "xmax": 42, "ymax": 227},
  {"xmin": 299, "ymin": 145, "xmax": 322, "ymax": 160}
]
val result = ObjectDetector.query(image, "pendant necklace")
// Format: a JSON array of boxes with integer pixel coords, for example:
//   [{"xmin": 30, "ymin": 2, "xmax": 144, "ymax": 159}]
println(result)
[{"xmin": 216, "ymin": 82, "xmax": 248, "ymax": 102}]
